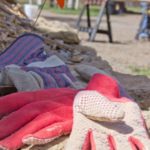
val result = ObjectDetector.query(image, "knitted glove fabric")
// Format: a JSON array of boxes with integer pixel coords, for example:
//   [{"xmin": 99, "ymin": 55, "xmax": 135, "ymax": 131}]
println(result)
[
  {"xmin": 0, "ymin": 88, "xmax": 77, "ymax": 150},
  {"xmin": 0, "ymin": 73, "xmax": 149, "ymax": 150},
  {"xmin": 66, "ymin": 74, "xmax": 150, "ymax": 150},
  {"xmin": 73, "ymin": 91, "xmax": 125, "ymax": 122}
]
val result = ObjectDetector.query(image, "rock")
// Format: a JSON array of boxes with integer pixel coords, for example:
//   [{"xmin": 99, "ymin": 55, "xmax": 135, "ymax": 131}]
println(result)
[
  {"xmin": 70, "ymin": 55, "xmax": 84, "ymax": 63},
  {"xmin": 74, "ymin": 55, "xmax": 113, "ymax": 75},
  {"xmin": 73, "ymin": 54, "xmax": 113, "ymax": 81},
  {"xmin": 72, "ymin": 45, "xmax": 97, "ymax": 57},
  {"xmin": 0, "ymin": 2, "xmax": 79, "ymax": 52},
  {"xmin": 72, "ymin": 54, "xmax": 113, "ymax": 74},
  {"xmin": 114, "ymin": 72, "xmax": 150, "ymax": 109},
  {"xmin": 75, "ymin": 64, "xmax": 111, "ymax": 81},
  {"xmin": 36, "ymin": 17, "xmax": 80, "ymax": 44},
  {"xmin": 74, "ymin": 64, "xmax": 150, "ymax": 110},
  {"xmin": 0, "ymin": 1, "xmax": 33, "ymax": 51},
  {"xmin": 58, "ymin": 50, "xmax": 72, "ymax": 61}
]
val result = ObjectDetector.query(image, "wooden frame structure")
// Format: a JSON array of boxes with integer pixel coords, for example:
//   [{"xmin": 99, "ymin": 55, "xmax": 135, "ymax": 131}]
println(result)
[{"xmin": 76, "ymin": 0, "xmax": 113, "ymax": 42}]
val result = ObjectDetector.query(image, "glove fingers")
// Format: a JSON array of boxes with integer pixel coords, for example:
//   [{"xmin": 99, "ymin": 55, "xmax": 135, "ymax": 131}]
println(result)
[
  {"xmin": 0, "ymin": 95, "xmax": 73, "ymax": 140},
  {"xmin": 113, "ymin": 136, "xmax": 133, "ymax": 150},
  {"xmin": 23, "ymin": 120, "xmax": 72, "ymax": 145},
  {"xmin": 0, "ymin": 100, "xmax": 65, "ymax": 140},
  {"xmin": 0, "ymin": 112, "xmax": 62, "ymax": 150},
  {"xmin": 85, "ymin": 74, "xmax": 120, "ymax": 98},
  {"xmin": 123, "ymin": 102, "xmax": 142, "ymax": 125},
  {"xmin": 92, "ymin": 131, "xmax": 111, "ymax": 150},
  {"xmin": 0, "ymin": 88, "xmax": 76, "ymax": 118},
  {"xmin": 66, "ymin": 128, "xmax": 89, "ymax": 150},
  {"xmin": 129, "ymin": 136, "xmax": 150, "ymax": 150},
  {"xmin": 0, "ymin": 91, "xmax": 35, "ymax": 118},
  {"xmin": 74, "ymin": 91, "xmax": 125, "ymax": 122}
]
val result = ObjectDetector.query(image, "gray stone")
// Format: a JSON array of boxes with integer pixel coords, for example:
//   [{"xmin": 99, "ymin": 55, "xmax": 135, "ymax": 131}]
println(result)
[
  {"xmin": 114, "ymin": 72, "xmax": 150, "ymax": 109},
  {"xmin": 70, "ymin": 55, "xmax": 84, "ymax": 63},
  {"xmin": 36, "ymin": 18, "xmax": 80, "ymax": 44},
  {"xmin": 74, "ymin": 64, "xmax": 150, "ymax": 110},
  {"xmin": 75, "ymin": 64, "xmax": 110, "ymax": 81}
]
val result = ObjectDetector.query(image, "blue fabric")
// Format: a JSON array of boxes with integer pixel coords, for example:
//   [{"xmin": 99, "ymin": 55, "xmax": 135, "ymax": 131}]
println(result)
[
  {"xmin": 22, "ymin": 66, "xmax": 76, "ymax": 88},
  {"xmin": 0, "ymin": 33, "xmax": 46, "ymax": 68},
  {"xmin": 0, "ymin": 33, "xmax": 76, "ymax": 89}
]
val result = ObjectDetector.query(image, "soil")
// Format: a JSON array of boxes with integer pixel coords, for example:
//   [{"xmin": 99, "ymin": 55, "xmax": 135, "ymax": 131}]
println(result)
[
  {"xmin": 41, "ymin": 11, "xmax": 150, "ymax": 75},
  {"xmin": 1, "ymin": 4, "xmax": 150, "ymax": 149},
  {"xmin": 21, "ymin": 11, "xmax": 150, "ymax": 150}
]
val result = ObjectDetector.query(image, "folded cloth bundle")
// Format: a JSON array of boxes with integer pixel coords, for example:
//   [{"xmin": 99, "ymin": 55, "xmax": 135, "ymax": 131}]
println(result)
[
  {"xmin": 0, "ymin": 33, "xmax": 76, "ymax": 91},
  {"xmin": 0, "ymin": 55, "xmax": 76, "ymax": 91},
  {"xmin": 0, "ymin": 73, "xmax": 149, "ymax": 150},
  {"xmin": 0, "ymin": 66, "xmax": 42, "ymax": 91}
]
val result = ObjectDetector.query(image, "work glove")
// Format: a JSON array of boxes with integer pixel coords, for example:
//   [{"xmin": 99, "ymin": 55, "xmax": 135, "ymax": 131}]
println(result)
[
  {"xmin": 66, "ymin": 74, "xmax": 150, "ymax": 150},
  {"xmin": 0, "ymin": 88, "xmax": 77, "ymax": 150},
  {"xmin": 0, "ymin": 73, "xmax": 149, "ymax": 150},
  {"xmin": 0, "ymin": 66, "xmax": 43, "ymax": 91}
]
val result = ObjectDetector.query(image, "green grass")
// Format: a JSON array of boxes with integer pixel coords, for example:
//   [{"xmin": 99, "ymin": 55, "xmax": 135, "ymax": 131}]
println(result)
[
  {"xmin": 43, "ymin": 5, "xmax": 142, "ymax": 16},
  {"xmin": 126, "ymin": 6, "xmax": 141, "ymax": 13},
  {"xmin": 44, "ymin": 4, "xmax": 101, "ymax": 16},
  {"xmin": 129, "ymin": 66, "xmax": 150, "ymax": 77},
  {"xmin": 44, "ymin": 6, "xmax": 82, "ymax": 15},
  {"xmin": 20, "ymin": 0, "xmax": 101, "ymax": 16},
  {"xmin": 20, "ymin": 1, "xmax": 142, "ymax": 16}
]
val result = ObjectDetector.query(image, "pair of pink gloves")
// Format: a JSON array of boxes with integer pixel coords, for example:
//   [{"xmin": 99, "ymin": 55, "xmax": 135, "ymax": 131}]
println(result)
[{"xmin": 0, "ymin": 74, "xmax": 149, "ymax": 150}]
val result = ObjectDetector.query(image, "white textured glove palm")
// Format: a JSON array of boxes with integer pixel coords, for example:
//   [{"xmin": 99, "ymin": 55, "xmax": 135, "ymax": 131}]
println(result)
[{"xmin": 66, "ymin": 91, "xmax": 150, "ymax": 150}]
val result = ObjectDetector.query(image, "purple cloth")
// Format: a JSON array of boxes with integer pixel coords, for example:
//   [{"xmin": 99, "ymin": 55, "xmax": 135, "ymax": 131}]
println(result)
[
  {"xmin": 0, "ymin": 33, "xmax": 76, "ymax": 89},
  {"xmin": 22, "ymin": 65, "xmax": 76, "ymax": 88},
  {"xmin": 0, "ymin": 33, "xmax": 47, "ymax": 69},
  {"xmin": 118, "ymin": 83, "xmax": 133, "ymax": 100}
]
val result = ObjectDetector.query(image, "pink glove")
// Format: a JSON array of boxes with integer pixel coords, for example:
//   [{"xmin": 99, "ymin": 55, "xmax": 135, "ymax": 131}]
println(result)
[
  {"xmin": 66, "ymin": 74, "xmax": 150, "ymax": 150},
  {"xmin": 0, "ymin": 88, "xmax": 77, "ymax": 150},
  {"xmin": 0, "ymin": 73, "xmax": 149, "ymax": 150}
]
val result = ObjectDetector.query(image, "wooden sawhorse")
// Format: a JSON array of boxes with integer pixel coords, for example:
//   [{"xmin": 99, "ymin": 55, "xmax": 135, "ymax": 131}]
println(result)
[{"xmin": 76, "ymin": 0, "xmax": 113, "ymax": 42}]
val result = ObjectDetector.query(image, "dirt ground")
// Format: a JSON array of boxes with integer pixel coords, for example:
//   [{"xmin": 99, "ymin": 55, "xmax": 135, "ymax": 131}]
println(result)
[
  {"xmin": 41, "ymin": 11, "xmax": 150, "ymax": 76},
  {"xmin": 20, "ymin": 12, "xmax": 150, "ymax": 150}
]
